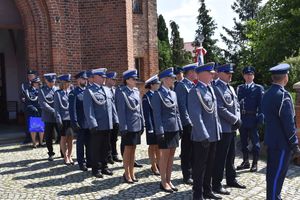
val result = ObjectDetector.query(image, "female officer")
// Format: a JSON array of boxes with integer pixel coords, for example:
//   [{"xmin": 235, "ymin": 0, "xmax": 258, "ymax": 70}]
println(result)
[
  {"xmin": 152, "ymin": 67, "xmax": 182, "ymax": 193},
  {"xmin": 142, "ymin": 74, "xmax": 160, "ymax": 176},
  {"xmin": 116, "ymin": 69, "xmax": 144, "ymax": 184},
  {"xmin": 25, "ymin": 77, "xmax": 44, "ymax": 148},
  {"xmin": 54, "ymin": 74, "xmax": 74, "ymax": 165}
]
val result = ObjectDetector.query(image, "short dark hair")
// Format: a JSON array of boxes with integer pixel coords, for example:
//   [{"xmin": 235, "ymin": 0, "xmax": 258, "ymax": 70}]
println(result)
[
  {"xmin": 123, "ymin": 79, "xmax": 127, "ymax": 86},
  {"xmin": 271, "ymin": 74, "xmax": 286, "ymax": 83}
]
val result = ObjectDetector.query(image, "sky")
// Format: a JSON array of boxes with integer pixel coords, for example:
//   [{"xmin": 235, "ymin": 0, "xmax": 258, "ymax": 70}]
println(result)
[{"xmin": 157, "ymin": 0, "xmax": 267, "ymax": 48}]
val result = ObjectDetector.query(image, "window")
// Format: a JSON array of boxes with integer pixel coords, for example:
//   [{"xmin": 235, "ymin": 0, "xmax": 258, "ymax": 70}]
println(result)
[
  {"xmin": 132, "ymin": 0, "xmax": 142, "ymax": 14},
  {"xmin": 134, "ymin": 57, "xmax": 143, "ymax": 80}
]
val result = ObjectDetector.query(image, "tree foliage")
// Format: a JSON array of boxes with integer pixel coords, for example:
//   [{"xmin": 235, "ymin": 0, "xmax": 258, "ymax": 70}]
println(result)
[
  {"xmin": 194, "ymin": 0, "xmax": 223, "ymax": 63},
  {"xmin": 247, "ymin": 0, "xmax": 300, "ymax": 88}
]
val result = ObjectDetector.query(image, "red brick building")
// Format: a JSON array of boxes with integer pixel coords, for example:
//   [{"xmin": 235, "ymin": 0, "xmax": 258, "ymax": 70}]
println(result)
[{"xmin": 0, "ymin": 0, "xmax": 158, "ymax": 122}]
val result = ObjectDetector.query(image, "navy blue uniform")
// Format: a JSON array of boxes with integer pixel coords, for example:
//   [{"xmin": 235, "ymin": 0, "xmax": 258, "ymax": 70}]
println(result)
[
  {"xmin": 69, "ymin": 86, "xmax": 91, "ymax": 168},
  {"xmin": 237, "ymin": 83, "xmax": 264, "ymax": 161},
  {"xmin": 174, "ymin": 78, "xmax": 195, "ymax": 181},
  {"xmin": 262, "ymin": 84, "xmax": 298, "ymax": 200},
  {"xmin": 142, "ymin": 90, "xmax": 156, "ymax": 145},
  {"xmin": 24, "ymin": 86, "xmax": 41, "ymax": 118}
]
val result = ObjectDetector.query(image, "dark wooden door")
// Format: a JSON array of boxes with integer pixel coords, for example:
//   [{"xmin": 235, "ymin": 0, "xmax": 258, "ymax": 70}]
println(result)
[{"xmin": 0, "ymin": 54, "xmax": 7, "ymax": 122}]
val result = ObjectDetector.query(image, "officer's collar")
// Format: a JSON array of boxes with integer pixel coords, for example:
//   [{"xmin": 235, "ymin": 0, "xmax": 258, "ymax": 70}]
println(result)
[
  {"xmin": 198, "ymin": 80, "xmax": 208, "ymax": 87},
  {"xmin": 184, "ymin": 77, "xmax": 194, "ymax": 85},
  {"xmin": 272, "ymin": 83, "xmax": 285, "ymax": 89},
  {"xmin": 162, "ymin": 85, "xmax": 171, "ymax": 93},
  {"xmin": 93, "ymin": 83, "xmax": 102, "ymax": 88},
  {"xmin": 79, "ymin": 86, "xmax": 85, "ymax": 90},
  {"xmin": 149, "ymin": 90, "xmax": 155, "ymax": 94},
  {"xmin": 126, "ymin": 86, "xmax": 134, "ymax": 92},
  {"xmin": 245, "ymin": 82, "xmax": 254, "ymax": 87},
  {"xmin": 218, "ymin": 79, "xmax": 229, "ymax": 86}
]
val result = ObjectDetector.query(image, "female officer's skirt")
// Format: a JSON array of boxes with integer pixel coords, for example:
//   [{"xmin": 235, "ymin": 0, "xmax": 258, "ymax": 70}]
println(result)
[
  {"xmin": 122, "ymin": 131, "xmax": 141, "ymax": 146},
  {"xmin": 60, "ymin": 120, "xmax": 74, "ymax": 137},
  {"xmin": 157, "ymin": 131, "xmax": 180, "ymax": 149},
  {"xmin": 146, "ymin": 131, "xmax": 158, "ymax": 145}
]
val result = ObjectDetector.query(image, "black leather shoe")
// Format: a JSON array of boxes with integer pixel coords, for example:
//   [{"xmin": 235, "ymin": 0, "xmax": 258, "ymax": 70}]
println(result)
[
  {"xmin": 92, "ymin": 172, "xmax": 103, "ymax": 178},
  {"xmin": 151, "ymin": 167, "xmax": 160, "ymax": 176},
  {"xmin": 236, "ymin": 161, "xmax": 250, "ymax": 170},
  {"xmin": 227, "ymin": 181, "xmax": 246, "ymax": 189},
  {"xmin": 48, "ymin": 155, "xmax": 54, "ymax": 161},
  {"xmin": 112, "ymin": 156, "xmax": 122, "ymax": 162},
  {"xmin": 183, "ymin": 178, "xmax": 193, "ymax": 185},
  {"xmin": 123, "ymin": 174, "xmax": 134, "ymax": 184},
  {"xmin": 107, "ymin": 158, "xmax": 115, "ymax": 165},
  {"xmin": 212, "ymin": 186, "xmax": 230, "ymax": 195},
  {"xmin": 132, "ymin": 178, "xmax": 139, "ymax": 182},
  {"xmin": 102, "ymin": 168, "xmax": 113, "ymax": 176},
  {"xmin": 250, "ymin": 163, "xmax": 258, "ymax": 172},
  {"xmin": 160, "ymin": 183, "xmax": 173, "ymax": 193},
  {"xmin": 134, "ymin": 161, "xmax": 143, "ymax": 168},
  {"xmin": 203, "ymin": 192, "xmax": 222, "ymax": 199},
  {"xmin": 79, "ymin": 165, "xmax": 88, "ymax": 171},
  {"xmin": 171, "ymin": 186, "xmax": 178, "ymax": 192}
]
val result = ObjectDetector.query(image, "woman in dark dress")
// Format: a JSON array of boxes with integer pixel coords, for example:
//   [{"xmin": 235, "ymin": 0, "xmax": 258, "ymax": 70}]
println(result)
[
  {"xmin": 25, "ymin": 77, "xmax": 44, "ymax": 148},
  {"xmin": 142, "ymin": 74, "xmax": 160, "ymax": 176},
  {"xmin": 115, "ymin": 69, "xmax": 144, "ymax": 184},
  {"xmin": 152, "ymin": 67, "xmax": 183, "ymax": 193}
]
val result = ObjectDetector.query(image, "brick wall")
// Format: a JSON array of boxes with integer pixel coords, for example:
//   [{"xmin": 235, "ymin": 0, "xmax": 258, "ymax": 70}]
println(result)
[{"xmin": 13, "ymin": 0, "xmax": 158, "ymax": 84}]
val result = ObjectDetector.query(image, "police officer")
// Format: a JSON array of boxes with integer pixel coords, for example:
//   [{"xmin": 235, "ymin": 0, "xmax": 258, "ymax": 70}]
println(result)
[
  {"xmin": 212, "ymin": 64, "xmax": 246, "ymax": 195},
  {"xmin": 83, "ymin": 68, "xmax": 118, "ymax": 178},
  {"xmin": 236, "ymin": 66, "xmax": 264, "ymax": 172},
  {"xmin": 174, "ymin": 63, "xmax": 197, "ymax": 185},
  {"xmin": 188, "ymin": 63, "xmax": 222, "ymax": 200},
  {"xmin": 262, "ymin": 63, "xmax": 300, "ymax": 200},
  {"xmin": 54, "ymin": 74, "xmax": 74, "ymax": 165},
  {"xmin": 174, "ymin": 67, "xmax": 184, "ymax": 88},
  {"xmin": 25, "ymin": 77, "xmax": 44, "ymax": 148},
  {"xmin": 69, "ymin": 71, "xmax": 91, "ymax": 171},
  {"xmin": 21, "ymin": 69, "xmax": 38, "ymax": 144},
  {"xmin": 115, "ymin": 69, "xmax": 144, "ymax": 183},
  {"xmin": 39, "ymin": 73, "xmax": 58, "ymax": 161},
  {"xmin": 142, "ymin": 74, "xmax": 161, "ymax": 176},
  {"xmin": 152, "ymin": 67, "xmax": 182, "ymax": 193},
  {"xmin": 106, "ymin": 71, "xmax": 122, "ymax": 163}
]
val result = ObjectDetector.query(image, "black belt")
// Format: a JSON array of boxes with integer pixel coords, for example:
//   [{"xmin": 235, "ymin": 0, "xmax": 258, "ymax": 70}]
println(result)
[{"xmin": 241, "ymin": 110, "xmax": 256, "ymax": 115}]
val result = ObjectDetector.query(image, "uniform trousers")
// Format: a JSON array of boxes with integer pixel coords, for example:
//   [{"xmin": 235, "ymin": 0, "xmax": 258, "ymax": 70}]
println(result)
[
  {"xmin": 45, "ymin": 122, "xmax": 59, "ymax": 156},
  {"xmin": 192, "ymin": 141, "xmax": 217, "ymax": 199},
  {"xmin": 76, "ymin": 129, "xmax": 91, "ymax": 167},
  {"xmin": 266, "ymin": 148, "xmax": 291, "ymax": 200},
  {"xmin": 109, "ymin": 123, "xmax": 119, "ymax": 158},
  {"xmin": 181, "ymin": 124, "xmax": 193, "ymax": 180},
  {"xmin": 90, "ymin": 130, "xmax": 111, "ymax": 174},
  {"xmin": 212, "ymin": 132, "xmax": 237, "ymax": 188},
  {"xmin": 240, "ymin": 126, "xmax": 260, "ymax": 156}
]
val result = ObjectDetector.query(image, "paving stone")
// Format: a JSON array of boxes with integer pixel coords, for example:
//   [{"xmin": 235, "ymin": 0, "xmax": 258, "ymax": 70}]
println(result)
[{"xmin": 0, "ymin": 136, "xmax": 300, "ymax": 199}]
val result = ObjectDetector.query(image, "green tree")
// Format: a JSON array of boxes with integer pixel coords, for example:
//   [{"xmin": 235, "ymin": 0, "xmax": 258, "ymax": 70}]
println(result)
[
  {"xmin": 157, "ymin": 14, "xmax": 169, "ymax": 42},
  {"xmin": 247, "ymin": 0, "xmax": 300, "ymax": 87},
  {"xmin": 157, "ymin": 14, "xmax": 172, "ymax": 70},
  {"xmin": 170, "ymin": 21, "xmax": 192, "ymax": 66},
  {"xmin": 194, "ymin": 0, "xmax": 222, "ymax": 63},
  {"xmin": 221, "ymin": 0, "xmax": 262, "ymax": 86}
]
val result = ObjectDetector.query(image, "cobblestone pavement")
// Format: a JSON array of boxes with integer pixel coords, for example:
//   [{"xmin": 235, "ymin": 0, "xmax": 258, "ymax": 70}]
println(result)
[{"xmin": 0, "ymin": 135, "xmax": 300, "ymax": 200}]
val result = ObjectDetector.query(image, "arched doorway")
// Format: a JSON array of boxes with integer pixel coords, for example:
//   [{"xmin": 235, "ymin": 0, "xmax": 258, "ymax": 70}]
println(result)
[{"xmin": 0, "ymin": 0, "xmax": 26, "ymax": 124}]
